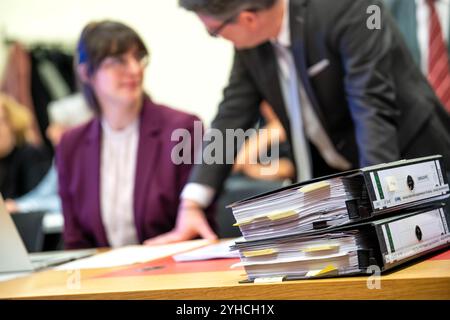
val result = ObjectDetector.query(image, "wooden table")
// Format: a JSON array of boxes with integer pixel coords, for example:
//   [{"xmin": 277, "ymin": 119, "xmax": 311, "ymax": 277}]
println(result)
[{"xmin": 0, "ymin": 248, "xmax": 449, "ymax": 300}]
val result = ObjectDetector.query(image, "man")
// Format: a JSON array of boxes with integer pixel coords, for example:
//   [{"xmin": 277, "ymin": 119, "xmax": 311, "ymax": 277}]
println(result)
[
  {"xmin": 144, "ymin": 0, "xmax": 450, "ymax": 245},
  {"xmin": 385, "ymin": 0, "xmax": 450, "ymax": 113}
]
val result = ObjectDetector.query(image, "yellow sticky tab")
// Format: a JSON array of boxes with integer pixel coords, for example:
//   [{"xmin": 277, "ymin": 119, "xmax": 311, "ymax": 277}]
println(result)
[
  {"xmin": 299, "ymin": 181, "xmax": 330, "ymax": 193},
  {"xmin": 305, "ymin": 265, "xmax": 338, "ymax": 278},
  {"xmin": 242, "ymin": 248, "xmax": 278, "ymax": 258},
  {"xmin": 233, "ymin": 218, "xmax": 255, "ymax": 227},
  {"xmin": 267, "ymin": 210, "xmax": 297, "ymax": 221},
  {"xmin": 303, "ymin": 244, "xmax": 340, "ymax": 253}
]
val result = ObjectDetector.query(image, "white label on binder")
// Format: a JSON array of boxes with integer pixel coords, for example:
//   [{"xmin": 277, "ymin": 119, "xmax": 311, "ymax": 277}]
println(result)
[
  {"xmin": 381, "ymin": 209, "xmax": 450, "ymax": 264},
  {"xmin": 254, "ymin": 276, "xmax": 285, "ymax": 283},
  {"xmin": 384, "ymin": 234, "xmax": 450, "ymax": 264},
  {"xmin": 369, "ymin": 160, "xmax": 449, "ymax": 210}
]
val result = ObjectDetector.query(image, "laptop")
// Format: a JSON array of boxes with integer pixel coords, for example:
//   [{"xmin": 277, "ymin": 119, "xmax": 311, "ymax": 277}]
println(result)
[{"xmin": 0, "ymin": 195, "xmax": 96, "ymax": 274}]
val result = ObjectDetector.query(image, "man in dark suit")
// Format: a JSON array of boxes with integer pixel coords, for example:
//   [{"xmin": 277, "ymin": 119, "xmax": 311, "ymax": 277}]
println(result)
[{"xmin": 145, "ymin": 0, "xmax": 450, "ymax": 245}]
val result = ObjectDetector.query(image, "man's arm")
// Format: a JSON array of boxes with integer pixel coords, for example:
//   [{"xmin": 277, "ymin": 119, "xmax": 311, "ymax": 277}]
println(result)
[
  {"xmin": 332, "ymin": 0, "xmax": 401, "ymax": 166},
  {"xmin": 187, "ymin": 51, "xmax": 264, "ymax": 191}
]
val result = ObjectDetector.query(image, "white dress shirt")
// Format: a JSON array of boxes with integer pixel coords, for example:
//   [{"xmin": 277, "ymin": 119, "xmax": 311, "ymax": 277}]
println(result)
[
  {"xmin": 416, "ymin": 0, "xmax": 450, "ymax": 74},
  {"xmin": 100, "ymin": 118, "xmax": 140, "ymax": 248}
]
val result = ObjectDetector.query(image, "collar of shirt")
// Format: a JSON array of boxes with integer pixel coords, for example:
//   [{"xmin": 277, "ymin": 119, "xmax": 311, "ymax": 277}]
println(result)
[
  {"xmin": 101, "ymin": 117, "xmax": 140, "ymax": 139},
  {"xmin": 272, "ymin": 0, "xmax": 291, "ymax": 47}
]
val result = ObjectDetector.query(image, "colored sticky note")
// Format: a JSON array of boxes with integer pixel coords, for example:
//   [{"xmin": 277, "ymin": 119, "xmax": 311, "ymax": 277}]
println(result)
[
  {"xmin": 267, "ymin": 210, "xmax": 297, "ymax": 221},
  {"xmin": 299, "ymin": 181, "xmax": 330, "ymax": 193},
  {"xmin": 233, "ymin": 218, "xmax": 255, "ymax": 227},
  {"xmin": 242, "ymin": 248, "xmax": 278, "ymax": 258},
  {"xmin": 302, "ymin": 244, "xmax": 340, "ymax": 253},
  {"xmin": 305, "ymin": 265, "xmax": 338, "ymax": 277}
]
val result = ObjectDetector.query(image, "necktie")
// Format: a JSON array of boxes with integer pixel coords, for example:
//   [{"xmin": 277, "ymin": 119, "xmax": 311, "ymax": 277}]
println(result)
[
  {"xmin": 427, "ymin": 0, "xmax": 450, "ymax": 113},
  {"xmin": 273, "ymin": 42, "xmax": 312, "ymax": 182}
]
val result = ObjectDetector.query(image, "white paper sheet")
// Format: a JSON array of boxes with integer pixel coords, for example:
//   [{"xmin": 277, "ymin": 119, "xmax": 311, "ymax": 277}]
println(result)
[
  {"xmin": 54, "ymin": 239, "xmax": 211, "ymax": 270},
  {"xmin": 0, "ymin": 272, "xmax": 32, "ymax": 283},
  {"xmin": 172, "ymin": 238, "xmax": 243, "ymax": 262}
]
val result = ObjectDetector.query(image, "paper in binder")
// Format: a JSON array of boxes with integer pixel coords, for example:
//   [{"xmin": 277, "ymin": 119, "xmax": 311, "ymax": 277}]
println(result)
[
  {"xmin": 231, "ymin": 205, "xmax": 450, "ymax": 282},
  {"xmin": 228, "ymin": 155, "xmax": 449, "ymax": 241}
]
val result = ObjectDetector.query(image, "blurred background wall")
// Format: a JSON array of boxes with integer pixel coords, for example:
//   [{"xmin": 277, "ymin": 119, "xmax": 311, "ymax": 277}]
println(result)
[{"xmin": 0, "ymin": 0, "xmax": 234, "ymax": 125}]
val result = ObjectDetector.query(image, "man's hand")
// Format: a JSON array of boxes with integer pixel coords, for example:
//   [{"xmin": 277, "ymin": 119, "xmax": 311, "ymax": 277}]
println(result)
[
  {"xmin": 143, "ymin": 199, "xmax": 217, "ymax": 246},
  {"xmin": 5, "ymin": 199, "xmax": 19, "ymax": 214}
]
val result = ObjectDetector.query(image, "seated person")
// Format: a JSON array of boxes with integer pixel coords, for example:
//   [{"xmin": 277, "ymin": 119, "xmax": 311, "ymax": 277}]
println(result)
[
  {"xmin": 56, "ymin": 20, "xmax": 216, "ymax": 249},
  {"xmin": 0, "ymin": 93, "xmax": 51, "ymax": 199},
  {"xmin": 5, "ymin": 164, "xmax": 59, "ymax": 214},
  {"xmin": 5, "ymin": 93, "xmax": 93, "ymax": 214}
]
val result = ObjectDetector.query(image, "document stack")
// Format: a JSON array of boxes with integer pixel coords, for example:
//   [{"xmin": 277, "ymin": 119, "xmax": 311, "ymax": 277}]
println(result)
[{"xmin": 228, "ymin": 155, "xmax": 450, "ymax": 282}]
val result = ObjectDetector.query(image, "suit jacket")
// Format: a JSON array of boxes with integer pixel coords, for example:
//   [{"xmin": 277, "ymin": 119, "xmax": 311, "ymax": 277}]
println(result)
[
  {"xmin": 189, "ymin": 0, "xmax": 450, "ymax": 191},
  {"xmin": 385, "ymin": 0, "xmax": 450, "ymax": 67},
  {"xmin": 56, "ymin": 97, "xmax": 215, "ymax": 249}
]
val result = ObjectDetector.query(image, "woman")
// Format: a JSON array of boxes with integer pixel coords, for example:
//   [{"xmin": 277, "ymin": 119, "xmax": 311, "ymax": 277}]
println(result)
[
  {"xmin": 0, "ymin": 93, "xmax": 51, "ymax": 199},
  {"xmin": 57, "ymin": 21, "xmax": 216, "ymax": 249}
]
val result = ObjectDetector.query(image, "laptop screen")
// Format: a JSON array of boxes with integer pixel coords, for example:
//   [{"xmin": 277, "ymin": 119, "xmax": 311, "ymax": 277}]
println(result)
[{"xmin": 0, "ymin": 195, "xmax": 34, "ymax": 273}]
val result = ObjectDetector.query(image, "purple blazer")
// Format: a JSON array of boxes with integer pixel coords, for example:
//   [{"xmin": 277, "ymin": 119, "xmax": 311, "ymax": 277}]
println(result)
[{"xmin": 56, "ymin": 97, "xmax": 216, "ymax": 249}]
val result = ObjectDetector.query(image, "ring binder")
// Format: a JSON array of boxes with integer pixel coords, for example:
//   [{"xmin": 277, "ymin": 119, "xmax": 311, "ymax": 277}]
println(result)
[
  {"xmin": 229, "ymin": 155, "xmax": 449, "ymax": 241},
  {"xmin": 227, "ymin": 156, "xmax": 450, "ymax": 282}
]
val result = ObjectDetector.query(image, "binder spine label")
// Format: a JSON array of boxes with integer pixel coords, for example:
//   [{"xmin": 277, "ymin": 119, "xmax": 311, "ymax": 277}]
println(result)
[
  {"xmin": 369, "ymin": 160, "xmax": 449, "ymax": 211},
  {"xmin": 254, "ymin": 276, "xmax": 285, "ymax": 283},
  {"xmin": 383, "ymin": 234, "xmax": 450, "ymax": 264},
  {"xmin": 381, "ymin": 208, "xmax": 450, "ymax": 264}
]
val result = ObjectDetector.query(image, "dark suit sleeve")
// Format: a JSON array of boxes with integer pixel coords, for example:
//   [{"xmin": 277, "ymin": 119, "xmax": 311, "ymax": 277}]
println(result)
[
  {"xmin": 56, "ymin": 135, "xmax": 92, "ymax": 249},
  {"xmin": 333, "ymin": 0, "xmax": 401, "ymax": 166},
  {"xmin": 188, "ymin": 51, "xmax": 263, "ymax": 191}
]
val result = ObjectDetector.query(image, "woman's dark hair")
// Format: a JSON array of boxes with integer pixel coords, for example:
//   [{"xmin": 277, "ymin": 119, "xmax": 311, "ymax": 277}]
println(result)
[{"xmin": 76, "ymin": 20, "xmax": 149, "ymax": 114}]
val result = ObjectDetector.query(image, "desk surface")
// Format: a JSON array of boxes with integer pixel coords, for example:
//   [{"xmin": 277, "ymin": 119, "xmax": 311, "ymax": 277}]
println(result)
[{"xmin": 0, "ymin": 248, "xmax": 449, "ymax": 300}]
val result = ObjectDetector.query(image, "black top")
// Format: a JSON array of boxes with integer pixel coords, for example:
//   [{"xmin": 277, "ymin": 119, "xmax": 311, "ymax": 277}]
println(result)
[{"xmin": 0, "ymin": 145, "xmax": 51, "ymax": 199}]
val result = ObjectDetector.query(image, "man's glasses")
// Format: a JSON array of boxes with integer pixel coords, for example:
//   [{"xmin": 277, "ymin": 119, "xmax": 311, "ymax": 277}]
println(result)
[{"xmin": 208, "ymin": 15, "xmax": 237, "ymax": 37}]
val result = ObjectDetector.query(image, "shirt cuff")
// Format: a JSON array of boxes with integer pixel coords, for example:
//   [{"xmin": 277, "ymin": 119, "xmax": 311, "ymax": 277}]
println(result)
[{"xmin": 180, "ymin": 183, "xmax": 216, "ymax": 208}]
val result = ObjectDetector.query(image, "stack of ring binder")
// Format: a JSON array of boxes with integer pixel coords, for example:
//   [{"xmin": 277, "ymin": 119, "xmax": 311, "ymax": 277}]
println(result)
[{"xmin": 228, "ymin": 155, "xmax": 450, "ymax": 282}]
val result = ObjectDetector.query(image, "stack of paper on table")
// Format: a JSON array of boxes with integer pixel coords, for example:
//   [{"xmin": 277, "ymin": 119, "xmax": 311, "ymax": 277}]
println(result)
[
  {"xmin": 230, "ymin": 155, "xmax": 449, "ymax": 241},
  {"xmin": 231, "ymin": 206, "xmax": 450, "ymax": 281},
  {"xmin": 228, "ymin": 156, "xmax": 450, "ymax": 282},
  {"xmin": 232, "ymin": 177, "xmax": 358, "ymax": 240}
]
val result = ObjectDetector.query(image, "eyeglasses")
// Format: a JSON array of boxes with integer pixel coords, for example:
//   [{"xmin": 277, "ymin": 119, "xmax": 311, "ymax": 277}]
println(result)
[
  {"xmin": 100, "ymin": 53, "xmax": 149, "ymax": 73},
  {"xmin": 207, "ymin": 15, "xmax": 237, "ymax": 38}
]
